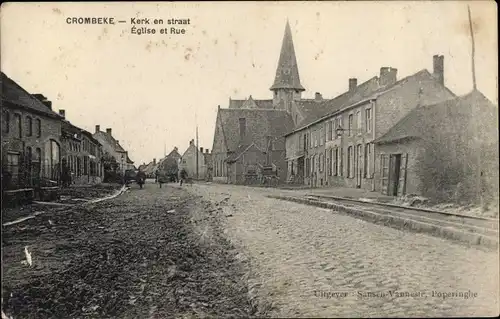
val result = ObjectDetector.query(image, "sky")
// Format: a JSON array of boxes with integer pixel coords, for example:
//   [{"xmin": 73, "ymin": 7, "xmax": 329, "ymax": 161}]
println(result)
[{"xmin": 1, "ymin": 1, "xmax": 497, "ymax": 166}]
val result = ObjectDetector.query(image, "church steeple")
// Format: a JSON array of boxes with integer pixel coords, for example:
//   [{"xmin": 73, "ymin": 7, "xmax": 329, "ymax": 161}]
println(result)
[
  {"xmin": 271, "ymin": 20, "xmax": 305, "ymax": 112},
  {"xmin": 270, "ymin": 20, "xmax": 305, "ymax": 92}
]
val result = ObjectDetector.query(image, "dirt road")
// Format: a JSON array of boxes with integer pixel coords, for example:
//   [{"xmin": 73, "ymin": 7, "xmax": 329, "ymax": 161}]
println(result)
[{"xmin": 2, "ymin": 182, "xmax": 265, "ymax": 319}]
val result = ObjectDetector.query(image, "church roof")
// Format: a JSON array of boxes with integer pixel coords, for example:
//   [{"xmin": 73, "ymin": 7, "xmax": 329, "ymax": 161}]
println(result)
[
  {"xmin": 270, "ymin": 20, "xmax": 305, "ymax": 91},
  {"xmin": 229, "ymin": 97, "xmax": 274, "ymax": 109},
  {"xmin": 218, "ymin": 108, "xmax": 294, "ymax": 152}
]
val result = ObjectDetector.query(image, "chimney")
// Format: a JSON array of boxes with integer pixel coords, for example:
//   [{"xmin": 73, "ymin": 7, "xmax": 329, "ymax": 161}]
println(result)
[
  {"xmin": 200, "ymin": 147, "xmax": 204, "ymax": 153},
  {"xmin": 433, "ymin": 54, "xmax": 444, "ymax": 86},
  {"xmin": 315, "ymin": 92, "xmax": 323, "ymax": 101},
  {"xmin": 205, "ymin": 149, "xmax": 209, "ymax": 154},
  {"xmin": 116, "ymin": 140, "xmax": 119, "ymax": 144},
  {"xmin": 59, "ymin": 109, "xmax": 66, "ymax": 118},
  {"xmin": 379, "ymin": 67, "xmax": 398, "ymax": 86},
  {"xmin": 153, "ymin": 158, "xmax": 156, "ymax": 165},
  {"xmin": 43, "ymin": 101, "xmax": 52, "ymax": 110},
  {"xmin": 106, "ymin": 128, "xmax": 112, "ymax": 136},
  {"xmin": 349, "ymin": 78, "xmax": 358, "ymax": 92},
  {"xmin": 239, "ymin": 118, "xmax": 246, "ymax": 141},
  {"xmin": 32, "ymin": 94, "xmax": 47, "ymax": 102},
  {"xmin": 190, "ymin": 139, "xmax": 194, "ymax": 146},
  {"xmin": 95, "ymin": 125, "xmax": 100, "ymax": 133}
]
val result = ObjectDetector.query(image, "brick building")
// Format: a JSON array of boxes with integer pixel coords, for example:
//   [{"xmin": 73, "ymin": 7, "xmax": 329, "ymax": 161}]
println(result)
[
  {"xmin": 60, "ymin": 110, "xmax": 103, "ymax": 185},
  {"xmin": 1, "ymin": 72, "xmax": 63, "ymax": 192},
  {"xmin": 179, "ymin": 139, "xmax": 207, "ymax": 180},
  {"xmin": 93, "ymin": 125, "xmax": 134, "ymax": 175},
  {"xmin": 374, "ymin": 90, "xmax": 498, "ymax": 200},
  {"xmin": 211, "ymin": 21, "xmax": 306, "ymax": 184},
  {"xmin": 284, "ymin": 55, "xmax": 456, "ymax": 193}
]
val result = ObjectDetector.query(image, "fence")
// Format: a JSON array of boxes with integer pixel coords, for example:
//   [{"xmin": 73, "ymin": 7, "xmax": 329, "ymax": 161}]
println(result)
[{"xmin": 2, "ymin": 161, "xmax": 61, "ymax": 191}]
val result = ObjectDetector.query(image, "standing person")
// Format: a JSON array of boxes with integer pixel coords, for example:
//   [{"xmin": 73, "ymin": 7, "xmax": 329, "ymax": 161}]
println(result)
[
  {"xmin": 136, "ymin": 169, "xmax": 146, "ymax": 189},
  {"xmin": 154, "ymin": 169, "xmax": 159, "ymax": 183},
  {"xmin": 158, "ymin": 170, "xmax": 167, "ymax": 188},
  {"xmin": 179, "ymin": 168, "xmax": 187, "ymax": 186}
]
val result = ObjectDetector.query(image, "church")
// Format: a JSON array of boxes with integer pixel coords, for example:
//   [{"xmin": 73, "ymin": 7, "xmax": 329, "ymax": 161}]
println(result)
[{"xmin": 210, "ymin": 20, "xmax": 332, "ymax": 184}]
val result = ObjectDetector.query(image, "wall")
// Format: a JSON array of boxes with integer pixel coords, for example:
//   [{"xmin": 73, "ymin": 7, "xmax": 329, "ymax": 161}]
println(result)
[
  {"xmin": 179, "ymin": 144, "xmax": 206, "ymax": 180},
  {"xmin": 375, "ymin": 74, "xmax": 455, "ymax": 139},
  {"xmin": 375, "ymin": 139, "xmax": 424, "ymax": 196},
  {"xmin": 2, "ymin": 107, "xmax": 62, "ymax": 184}
]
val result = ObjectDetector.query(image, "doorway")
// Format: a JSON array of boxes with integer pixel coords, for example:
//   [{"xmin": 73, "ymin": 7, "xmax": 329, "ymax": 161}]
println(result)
[
  {"xmin": 389, "ymin": 154, "xmax": 401, "ymax": 196},
  {"xmin": 356, "ymin": 144, "xmax": 363, "ymax": 188}
]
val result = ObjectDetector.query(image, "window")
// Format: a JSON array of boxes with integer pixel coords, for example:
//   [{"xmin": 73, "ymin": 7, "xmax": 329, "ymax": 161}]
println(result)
[
  {"xmin": 348, "ymin": 114, "xmax": 353, "ymax": 136},
  {"xmin": 305, "ymin": 158, "xmax": 309, "ymax": 177},
  {"xmin": 27, "ymin": 117, "xmax": 33, "ymax": 136},
  {"xmin": 319, "ymin": 126, "xmax": 324, "ymax": 145},
  {"xmin": 14, "ymin": 113, "xmax": 21, "ymax": 138},
  {"xmin": 26, "ymin": 146, "xmax": 32, "ymax": 162},
  {"xmin": 356, "ymin": 111, "xmax": 362, "ymax": 134},
  {"xmin": 337, "ymin": 117, "xmax": 343, "ymax": 139},
  {"xmin": 36, "ymin": 119, "xmax": 41, "ymax": 137},
  {"xmin": 339, "ymin": 148, "xmax": 343, "ymax": 176},
  {"xmin": 365, "ymin": 108, "xmax": 372, "ymax": 132},
  {"xmin": 364, "ymin": 143, "xmax": 372, "ymax": 178},
  {"xmin": 2, "ymin": 110, "xmax": 9, "ymax": 133},
  {"xmin": 347, "ymin": 146, "xmax": 354, "ymax": 178},
  {"xmin": 319, "ymin": 153, "xmax": 323, "ymax": 172},
  {"xmin": 326, "ymin": 122, "xmax": 332, "ymax": 141},
  {"xmin": 333, "ymin": 148, "xmax": 338, "ymax": 176},
  {"xmin": 239, "ymin": 118, "xmax": 246, "ymax": 139},
  {"xmin": 328, "ymin": 148, "xmax": 332, "ymax": 176}
]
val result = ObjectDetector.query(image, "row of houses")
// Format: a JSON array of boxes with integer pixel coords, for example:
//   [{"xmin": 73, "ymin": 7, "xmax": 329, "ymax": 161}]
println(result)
[
  {"xmin": 139, "ymin": 140, "xmax": 213, "ymax": 181},
  {"xmin": 210, "ymin": 21, "xmax": 498, "ymax": 202},
  {"xmin": 1, "ymin": 72, "xmax": 135, "ymax": 196}
]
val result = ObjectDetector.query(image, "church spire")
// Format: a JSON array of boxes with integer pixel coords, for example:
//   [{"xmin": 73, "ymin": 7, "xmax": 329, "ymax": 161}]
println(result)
[{"xmin": 270, "ymin": 19, "xmax": 305, "ymax": 92}]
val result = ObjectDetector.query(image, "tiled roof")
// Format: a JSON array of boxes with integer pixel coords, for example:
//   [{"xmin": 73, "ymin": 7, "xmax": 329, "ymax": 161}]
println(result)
[
  {"xmin": 226, "ymin": 143, "xmax": 264, "ymax": 163},
  {"xmin": 93, "ymin": 131, "xmax": 126, "ymax": 153},
  {"xmin": 1, "ymin": 72, "xmax": 62, "ymax": 119},
  {"xmin": 229, "ymin": 97, "xmax": 274, "ymax": 109},
  {"xmin": 374, "ymin": 90, "xmax": 497, "ymax": 144},
  {"xmin": 287, "ymin": 69, "xmax": 451, "ymax": 135},
  {"xmin": 218, "ymin": 108, "xmax": 294, "ymax": 152}
]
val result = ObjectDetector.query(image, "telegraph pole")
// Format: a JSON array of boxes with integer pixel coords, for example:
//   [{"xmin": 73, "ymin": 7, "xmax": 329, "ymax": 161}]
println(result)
[
  {"xmin": 195, "ymin": 109, "xmax": 199, "ymax": 180},
  {"xmin": 468, "ymin": 5, "xmax": 477, "ymax": 91},
  {"xmin": 468, "ymin": 4, "xmax": 482, "ymax": 208}
]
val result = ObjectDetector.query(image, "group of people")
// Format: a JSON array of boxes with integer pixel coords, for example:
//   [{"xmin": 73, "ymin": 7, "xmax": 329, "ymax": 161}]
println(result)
[{"xmin": 154, "ymin": 168, "xmax": 189, "ymax": 188}]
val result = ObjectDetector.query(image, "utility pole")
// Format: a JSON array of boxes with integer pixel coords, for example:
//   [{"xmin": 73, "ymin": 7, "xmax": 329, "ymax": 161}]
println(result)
[
  {"xmin": 195, "ymin": 109, "xmax": 199, "ymax": 180},
  {"xmin": 468, "ymin": 4, "xmax": 482, "ymax": 208},
  {"xmin": 468, "ymin": 5, "xmax": 477, "ymax": 91}
]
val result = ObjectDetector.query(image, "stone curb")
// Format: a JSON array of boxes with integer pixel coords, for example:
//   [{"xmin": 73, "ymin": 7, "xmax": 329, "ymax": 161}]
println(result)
[{"xmin": 268, "ymin": 195, "xmax": 499, "ymax": 250}]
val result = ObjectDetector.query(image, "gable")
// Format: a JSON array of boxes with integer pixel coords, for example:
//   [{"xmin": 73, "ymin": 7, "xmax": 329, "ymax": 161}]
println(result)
[
  {"xmin": 211, "ymin": 110, "xmax": 228, "ymax": 154},
  {"xmin": 219, "ymin": 108, "xmax": 294, "ymax": 152}
]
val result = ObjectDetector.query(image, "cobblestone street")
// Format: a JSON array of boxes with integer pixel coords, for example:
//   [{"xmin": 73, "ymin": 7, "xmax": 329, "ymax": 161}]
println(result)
[
  {"xmin": 2, "ymin": 181, "xmax": 499, "ymax": 318},
  {"xmin": 193, "ymin": 183, "xmax": 499, "ymax": 318}
]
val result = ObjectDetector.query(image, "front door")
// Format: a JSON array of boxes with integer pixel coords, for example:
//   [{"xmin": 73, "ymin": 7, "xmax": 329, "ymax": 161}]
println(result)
[
  {"xmin": 356, "ymin": 144, "xmax": 363, "ymax": 188},
  {"xmin": 297, "ymin": 157, "xmax": 304, "ymax": 183}
]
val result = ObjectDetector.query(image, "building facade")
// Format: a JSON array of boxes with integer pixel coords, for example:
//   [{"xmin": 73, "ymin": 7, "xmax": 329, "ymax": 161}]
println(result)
[
  {"xmin": 285, "ymin": 55, "xmax": 456, "ymax": 195},
  {"xmin": 1, "ymin": 73, "xmax": 63, "ymax": 192},
  {"xmin": 374, "ymin": 90, "xmax": 498, "ymax": 200},
  {"xmin": 179, "ymin": 139, "xmax": 206, "ymax": 180},
  {"xmin": 60, "ymin": 111, "xmax": 103, "ymax": 185},
  {"xmin": 93, "ymin": 125, "xmax": 134, "ymax": 175}
]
